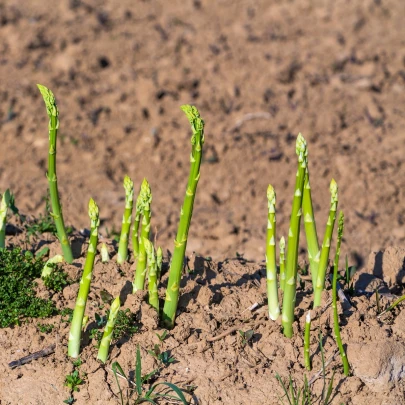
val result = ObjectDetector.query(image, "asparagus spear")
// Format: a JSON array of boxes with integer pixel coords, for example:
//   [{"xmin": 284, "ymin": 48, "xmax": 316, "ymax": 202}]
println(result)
[
  {"xmin": 0, "ymin": 189, "xmax": 11, "ymax": 248},
  {"xmin": 279, "ymin": 236, "xmax": 286, "ymax": 291},
  {"xmin": 332, "ymin": 212, "xmax": 350, "ymax": 376},
  {"xmin": 266, "ymin": 185, "xmax": 280, "ymax": 321},
  {"xmin": 131, "ymin": 188, "xmax": 143, "ymax": 261},
  {"xmin": 132, "ymin": 179, "xmax": 152, "ymax": 292},
  {"xmin": 302, "ymin": 172, "xmax": 320, "ymax": 288},
  {"xmin": 68, "ymin": 198, "xmax": 99, "ymax": 358},
  {"xmin": 313, "ymin": 179, "xmax": 338, "ymax": 307},
  {"xmin": 281, "ymin": 133, "xmax": 307, "ymax": 338},
  {"xmin": 97, "ymin": 296, "xmax": 120, "ymax": 363},
  {"xmin": 37, "ymin": 85, "xmax": 73, "ymax": 264},
  {"xmin": 101, "ymin": 243, "xmax": 109, "ymax": 263},
  {"xmin": 41, "ymin": 254, "xmax": 64, "ymax": 278},
  {"xmin": 144, "ymin": 238, "xmax": 159, "ymax": 312},
  {"xmin": 304, "ymin": 311, "xmax": 312, "ymax": 371},
  {"xmin": 117, "ymin": 175, "xmax": 134, "ymax": 264},
  {"xmin": 156, "ymin": 246, "xmax": 163, "ymax": 281},
  {"xmin": 162, "ymin": 105, "xmax": 205, "ymax": 328}
]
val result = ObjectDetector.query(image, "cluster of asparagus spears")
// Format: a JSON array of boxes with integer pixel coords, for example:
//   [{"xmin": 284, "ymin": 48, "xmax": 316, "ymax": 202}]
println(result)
[
  {"xmin": 37, "ymin": 85, "xmax": 205, "ymax": 360},
  {"xmin": 265, "ymin": 133, "xmax": 349, "ymax": 374}
]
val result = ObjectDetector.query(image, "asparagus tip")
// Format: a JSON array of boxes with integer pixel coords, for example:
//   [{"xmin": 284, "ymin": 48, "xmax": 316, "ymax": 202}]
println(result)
[
  {"xmin": 267, "ymin": 184, "xmax": 276, "ymax": 204},
  {"xmin": 330, "ymin": 178, "xmax": 338, "ymax": 203},
  {"xmin": 279, "ymin": 236, "xmax": 285, "ymax": 249},
  {"xmin": 123, "ymin": 175, "xmax": 134, "ymax": 196},
  {"xmin": 306, "ymin": 311, "xmax": 311, "ymax": 323},
  {"xmin": 111, "ymin": 296, "xmax": 121, "ymax": 312},
  {"xmin": 88, "ymin": 198, "xmax": 100, "ymax": 225},
  {"xmin": 1, "ymin": 189, "xmax": 11, "ymax": 208},
  {"xmin": 37, "ymin": 84, "xmax": 58, "ymax": 117}
]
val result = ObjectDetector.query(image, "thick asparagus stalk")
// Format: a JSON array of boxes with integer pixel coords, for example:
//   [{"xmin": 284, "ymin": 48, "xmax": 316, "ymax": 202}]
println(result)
[
  {"xmin": 281, "ymin": 133, "xmax": 307, "ymax": 338},
  {"xmin": 132, "ymin": 179, "xmax": 152, "ymax": 292},
  {"xmin": 266, "ymin": 185, "xmax": 280, "ymax": 321},
  {"xmin": 117, "ymin": 175, "xmax": 134, "ymax": 264},
  {"xmin": 332, "ymin": 212, "xmax": 350, "ymax": 376},
  {"xmin": 304, "ymin": 311, "xmax": 312, "ymax": 371},
  {"xmin": 279, "ymin": 236, "xmax": 286, "ymax": 291},
  {"xmin": 68, "ymin": 198, "xmax": 99, "ymax": 358},
  {"xmin": 162, "ymin": 105, "xmax": 205, "ymax": 328},
  {"xmin": 37, "ymin": 84, "xmax": 73, "ymax": 263},
  {"xmin": 97, "ymin": 296, "xmax": 120, "ymax": 363},
  {"xmin": 313, "ymin": 179, "xmax": 338, "ymax": 307},
  {"xmin": 0, "ymin": 189, "xmax": 11, "ymax": 248},
  {"xmin": 144, "ymin": 238, "xmax": 159, "ymax": 311},
  {"xmin": 302, "ymin": 172, "xmax": 320, "ymax": 287}
]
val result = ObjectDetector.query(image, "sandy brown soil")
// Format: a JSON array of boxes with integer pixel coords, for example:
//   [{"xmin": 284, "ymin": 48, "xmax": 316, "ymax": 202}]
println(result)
[{"xmin": 1, "ymin": 0, "xmax": 405, "ymax": 404}]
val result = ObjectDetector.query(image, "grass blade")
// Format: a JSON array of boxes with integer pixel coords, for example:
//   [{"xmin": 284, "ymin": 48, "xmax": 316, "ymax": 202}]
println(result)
[
  {"xmin": 112, "ymin": 361, "xmax": 126, "ymax": 405},
  {"xmin": 136, "ymin": 345, "xmax": 142, "ymax": 396}
]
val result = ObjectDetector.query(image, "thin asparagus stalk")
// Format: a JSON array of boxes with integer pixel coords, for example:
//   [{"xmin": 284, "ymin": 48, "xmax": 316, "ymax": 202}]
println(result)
[
  {"xmin": 37, "ymin": 84, "xmax": 73, "ymax": 264},
  {"xmin": 313, "ymin": 179, "xmax": 338, "ymax": 307},
  {"xmin": 101, "ymin": 243, "xmax": 109, "ymax": 263},
  {"xmin": 68, "ymin": 198, "xmax": 100, "ymax": 358},
  {"xmin": 144, "ymin": 238, "xmax": 159, "ymax": 312},
  {"xmin": 97, "ymin": 296, "xmax": 120, "ymax": 363},
  {"xmin": 302, "ymin": 172, "xmax": 320, "ymax": 287},
  {"xmin": 266, "ymin": 185, "xmax": 280, "ymax": 321},
  {"xmin": 281, "ymin": 133, "xmax": 307, "ymax": 338},
  {"xmin": 131, "ymin": 188, "xmax": 143, "ymax": 261},
  {"xmin": 132, "ymin": 179, "xmax": 152, "ymax": 292},
  {"xmin": 279, "ymin": 236, "xmax": 286, "ymax": 291},
  {"xmin": 304, "ymin": 311, "xmax": 312, "ymax": 371},
  {"xmin": 156, "ymin": 246, "xmax": 163, "ymax": 281},
  {"xmin": 0, "ymin": 189, "xmax": 11, "ymax": 248},
  {"xmin": 162, "ymin": 105, "xmax": 205, "ymax": 328},
  {"xmin": 332, "ymin": 212, "xmax": 350, "ymax": 376},
  {"xmin": 117, "ymin": 175, "xmax": 134, "ymax": 264}
]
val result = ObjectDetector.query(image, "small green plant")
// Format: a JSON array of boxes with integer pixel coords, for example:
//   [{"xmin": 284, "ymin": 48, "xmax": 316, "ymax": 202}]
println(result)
[
  {"xmin": 238, "ymin": 329, "xmax": 254, "ymax": 347},
  {"xmin": 61, "ymin": 307, "xmax": 74, "ymax": 323},
  {"xmin": 64, "ymin": 370, "xmax": 83, "ymax": 392},
  {"xmin": 343, "ymin": 256, "xmax": 356, "ymax": 296},
  {"xmin": 36, "ymin": 322, "xmax": 54, "ymax": 334},
  {"xmin": 68, "ymin": 198, "xmax": 100, "ymax": 358},
  {"xmin": 117, "ymin": 176, "xmax": 134, "ymax": 264},
  {"xmin": 162, "ymin": 105, "xmax": 205, "ymax": 328},
  {"xmin": 63, "ymin": 396, "xmax": 75, "ymax": 404},
  {"xmin": 37, "ymin": 84, "xmax": 73, "ymax": 263},
  {"xmin": 148, "ymin": 345, "xmax": 175, "ymax": 366},
  {"xmin": 42, "ymin": 261, "xmax": 70, "ymax": 292},
  {"xmin": 155, "ymin": 330, "xmax": 168, "ymax": 343},
  {"xmin": 0, "ymin": 247, "xmax": 57, "ymax": 327},
  {"xmin": 72, "ymin": 358, "xmax": 82, "ymax": 367},
  {"xmin": 112, "ymin": 346, "xmax": 188, "ymax": 405}
]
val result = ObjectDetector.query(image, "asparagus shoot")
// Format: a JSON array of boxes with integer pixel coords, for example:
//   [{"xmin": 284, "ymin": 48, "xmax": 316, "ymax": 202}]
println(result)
[
  {"xmin": 117, "ymin": 175, "xmax": 134, "ymax": 264},
  {"xmin": 156, "ymin": 246, "xmax": 163, "ymax": 281},
  {"xmin": 162, "ymin": 105, "xmax": 205, "ymax": 328},
  {"xmin": 132, "ymin": 179, "xmax": 152, "ymax": 292},
  {"xmin": 68, "ymin": 198, "xmax": 100, "ymax": 358},
  {"xmin": 97, "ymin": 296, "xmax": 120, "ymax": 363},
  {"xmin": 144, "ymin": 238, "xmax": 159, "ymax": 312},
  {"xmin": 101, "ymin": 243, "xmax": 109, "ymax": 263},
  {"xmin": 0, "ymin": 189, "xmax": 11, "ymax": 248},
  {"xmin": 266, "ymin": 185, "xmax": 280, "ymax": 321},
  {"xmin": 41, "ymin": 254, "xmax": 64, "ymax": 278},
  {"xmin": 332, "ymin": 212, "xmax": 350, "ymax": 376},
  {"xmin": 279, "ymin": 236, "xmax": 286, "ymax": 291},
  {"xmin": 304, "ymin": 311, "xmax": 312, "ymax": 371},
  {"xmin": 37, "ymin": 84, "xmax": 73, "ymax": 264},
  {"xmin": 313, "ymin": 179, "xmax": 338, "ymax": 307},
  {"xmin": 281, "ymin": 133, "xmax": 307, "ymax": 338}
]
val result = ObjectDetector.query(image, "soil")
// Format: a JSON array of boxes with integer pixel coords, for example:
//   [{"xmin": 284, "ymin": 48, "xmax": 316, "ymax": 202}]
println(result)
[{"xmin": 0, "ymin": 0, "xmax": 405, "ymax": 404}]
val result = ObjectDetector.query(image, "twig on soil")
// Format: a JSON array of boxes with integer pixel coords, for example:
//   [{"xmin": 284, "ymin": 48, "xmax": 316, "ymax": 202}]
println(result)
[
  {"xmin": 8, "ymin": 344, "xmax": 56, "ymax": 369},
  {"xmin": 229, "ymin": 112, "xmax": 273, "ymax": 132},
  {"xmin": 308, "ymin": 349, "xmax": 339, "ymax": 385},
  {"xmin": 207, "ymin": 320, "xmax": 265, "ymax": 342}
]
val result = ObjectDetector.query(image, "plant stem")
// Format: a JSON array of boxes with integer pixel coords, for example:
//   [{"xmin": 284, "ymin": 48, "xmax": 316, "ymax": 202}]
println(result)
[
  {"xmin": 266, "ymin": 185, "xmax": 280, "ymax": 321},
  {"xmin": 302, "ymin": 172, "xmax": 320, "ymax": 288},
  {"xmin": 162, "ymin": 105, "xmax": 205, "ymax": 328},
  {"xmin": 132, "ymin": 179, "xmax": 152, "ymax": 292},
  {"xmin": 281, "ymin": 133, "xmax": 307, "ymax": 338},
  {"xmin": 68, "ymin": 198, "xmax": 99, "ymax": 358},
  {"xmin": 279, "ymin": 236, "xmax": 286, "ymax": 291},
  {"xmin": 97, "ymin": 296, "xmax": 120, "ymax": 363},
  {"xmin": 101, "ymin": 243, "xmax": 109, "ymax": 263},
  {"xmin": 0, "ymin": 189, "xmax": 11, "ymax": 248},
  {"xmin": 304, "ymin": 311, "xmax": 312, "ymax": 371},
  {"xmin": 144, "ymin": 238, "xmax": 159, "ymax": 312},
  {"xmin": 313, "ymin": 179, "xmax": 338, "ymax": 307},
  {"xmin": 332, "ymin": 212, "xmax": 350, "ymax": 376},
  {"xmin": 156, "ymin": 246, "xmax": 163, "ymax": 281},
  {"xmin": 37, "ymin": 84, "xmax": 73, "ymax": 264},
  {"xmin": 131, "ymin": 188, "xmax": 142, "ymax": 261},
  {"xmin": 117, "ymin": 175, "xmax": 134, "ymax": 264}
]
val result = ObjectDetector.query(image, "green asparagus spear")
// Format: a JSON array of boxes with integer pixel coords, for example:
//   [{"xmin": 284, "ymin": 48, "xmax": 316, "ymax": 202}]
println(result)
[
  {"xmin": 266, "ymin": 185, "xmax": 280, "ymax": 321},
  {"xmin": 68, "ymin": 198, "xmax": 99, "ymax": 358},
  {"xmin": 101, "ymin": 243, "xmax": 109, "ymax": 263},
  {"xmin": 313, "ymin": 179, "xmax": 338, "ymax": 307},
  {"xmin": 144, "ymin": 238, "xmax": 159, "ymax": 311},
  {"xmin": 0, "ymin": 189, "xmax": 11, "ymax": 248},
  {"xmin": 281, "ymin": 133, "xmax": 307, "ymax": 338},
  {"xmin": 132, "ymin": 179, "xmax": 152, "ymax": 292},
  {"xmin": 117, "ymin": 175, "xmax": 134, "ymax": 264},
  {"xmin": 279, "ymin": 236, "xmax": 286, "ymax": 291},
  {"xmin": 332, "ymin": 212, "xmax": 350, "ymax": 376},
  {"xmin": 304, "ymin": 311, "xmax": 312, "ymax": 371},
  {"xmin": 97, "ymin": 296, "xmax": 121, "ymax": 363},
  {"xmin": 162, "ymin": 105, "xmax": 205, "ymax": 328},
  {"xmin": 156, "ymin": 246, "xmax": 163, "ymax": 281},
  {"xmin": 37, "ymin": 84, "xmax": 73, "ymax": 263}
]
